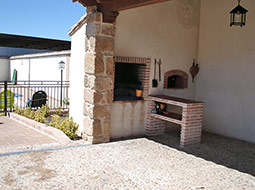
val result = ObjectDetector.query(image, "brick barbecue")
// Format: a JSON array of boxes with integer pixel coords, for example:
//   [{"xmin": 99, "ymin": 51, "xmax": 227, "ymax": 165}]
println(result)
[{"xmin": 146, "ymin": 95, "xmax": 204, "ymax": 147}]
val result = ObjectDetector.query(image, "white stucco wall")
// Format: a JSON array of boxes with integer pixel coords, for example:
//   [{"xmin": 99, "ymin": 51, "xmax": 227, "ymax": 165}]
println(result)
[
  {"xmin": 10, "ymin": 51, "xmax": 70, "ymax": 81},
  {"xmin": 69, "ymin": 23, "xmax": 86, "ymax": 134},
  {"xmin": 196, "ymin": 0, "xmax": 255, "ymax": 143},
  {"xmin": 111, "ymin": 101, "xmax": 147, "ymax": 139},
  {"xmin": 0, "ymin": 57, "xmax": 10, "ymax": 81},
  {"xmin": 112, "ymin": 0, "xmax": 201, "ymax": 138}
]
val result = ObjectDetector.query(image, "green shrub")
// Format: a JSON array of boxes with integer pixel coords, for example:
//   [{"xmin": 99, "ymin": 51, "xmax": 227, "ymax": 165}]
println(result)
[
  {"xmin": 49, "ymin": 114, "xmax": 61, "ymax": 128},
  {"xmin": 55, "ymin": 106, "xmax": 62, "ymax": 116},
  {"xmin": 15, "ymin": 106, "xmax": 45, "ymax": 122},
  {"xmin": 30, "ymin": 111, "xmax": 36, "ymax": 120},
  {"xmin": 23, "ymin": 107, "xmax": 31, "ymax": 118},
  {"xmin": 13, "ymin": 106, "xmax": 19, "ymax": 113},
  {"xmin": 41, "ymin": 104, "xmax": 50, "ymax": 117},
  {"xmin": 50, "ymin": 115, "xmax": 78, "ymax": 140},
  {"xmin": 14, "ymin": 106, "xmax": 25, "ymax": 116},
  {"xmin": 34, "ymin": 107, "xmax": 46, "ymax": 123},
  {"xmin": 23, "ymin": 107, "xmax": 35, "ymax": 120},
  {"xmin": 14, "ymin": 105, "xmax": 78, "ymax": 140},
  {"xmin": 63, "ymin": 98, "xmax": 69, "ymax": 106},
  {"xmin": 58, "ymin": 117, "xmax": 79, "ymax": 140}
]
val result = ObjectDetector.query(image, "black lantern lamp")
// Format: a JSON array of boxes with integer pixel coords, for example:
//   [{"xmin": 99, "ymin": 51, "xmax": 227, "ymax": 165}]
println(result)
[
  {"xmin": 58, "ymin": 60, "xmax": 65, "ymax": 107},
  {"xmin": 230, "ymin": 0, "xmax": 248, "ymax": 27}
]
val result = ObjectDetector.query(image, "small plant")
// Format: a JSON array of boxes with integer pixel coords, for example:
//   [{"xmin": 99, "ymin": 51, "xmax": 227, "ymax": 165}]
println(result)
[
  {"xmin": 49, "ymin": 114, "xmax": 61, "ymax": 128},
  {"xmin": 41, "ymin": 104, "xmax": 50, "ymax": 117},
  {"xmin": 14, "ymin": 105, "xmax": 78, "ymax": 140},
  {"xmin": 23, "ymin": 107, "xmax": 35, "ymax": 120},
  {"xmin": 23, "ymin": 107, "xmax": 31, "ymax": 118},
  {"xmin": 58, "ymin": 117, "xmax": 78, "ymax": 140},
  {"xmin": 34, "ymin": 107, "xmax": 46, "ymax": 123},
  {"xmin": 49, "ymin": 115, "xmax": 78, "ymax": 140},
  {"xmin": 63, "ymin": 98, "xmax": 70, "ymax": 118},
  {"xmin": 14, "ymin": 106, "xmax": 24, "ymax": 116},
  {"xmin": 29, "ymin": 110, "xmax": 36, "ymax": 120},
  {"xmin": 55, "ymin": 106, "xmax": 62, "ymax": 116},
  {"xmin": 63, "ymin": 98, "xmax": 69, "ymax": 106}
]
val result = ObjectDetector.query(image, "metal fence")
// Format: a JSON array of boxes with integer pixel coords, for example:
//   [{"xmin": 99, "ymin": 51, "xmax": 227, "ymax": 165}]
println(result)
[{"xmin": 0, "ymin": 81, "xmax": 69, "ymax": 115}]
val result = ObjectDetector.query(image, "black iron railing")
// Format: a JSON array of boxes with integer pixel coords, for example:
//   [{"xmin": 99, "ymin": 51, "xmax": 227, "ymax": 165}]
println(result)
[{"xmin": 0, "ymin": 81, "xmax": 69, "ymax": 115}]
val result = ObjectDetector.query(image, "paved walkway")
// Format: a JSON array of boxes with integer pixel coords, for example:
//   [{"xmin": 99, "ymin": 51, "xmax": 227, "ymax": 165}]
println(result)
[{"xmin": 0, "ymin": 116, "xmax": 57, "ymax": 147}]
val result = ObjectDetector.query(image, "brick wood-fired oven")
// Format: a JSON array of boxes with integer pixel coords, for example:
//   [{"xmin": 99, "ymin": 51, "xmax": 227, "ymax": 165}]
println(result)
[{"xmin": 164, "ymin": 70, "xmax": 188, "ymax": 89}]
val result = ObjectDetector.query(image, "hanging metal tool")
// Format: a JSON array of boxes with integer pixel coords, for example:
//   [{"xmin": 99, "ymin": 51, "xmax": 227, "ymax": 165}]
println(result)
[
  {"xmin": 158, "ymin": 59, "xmax": 162, "ymax": 81},
  {"xmin": 152, "ymin": 59, "xmax": 158, "ymax": 88}
]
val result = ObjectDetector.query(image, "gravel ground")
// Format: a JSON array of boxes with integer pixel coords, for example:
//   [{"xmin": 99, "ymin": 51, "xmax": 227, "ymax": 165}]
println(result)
[{"xmin": 0, "ymin": 133, "xmax": 255, "ymax": 190}]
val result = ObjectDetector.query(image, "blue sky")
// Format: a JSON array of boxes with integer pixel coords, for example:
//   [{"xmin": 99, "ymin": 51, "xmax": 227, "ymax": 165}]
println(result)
[{"xmin": 0, "ymin": 0, "xmax": 86, "ymax": 41}]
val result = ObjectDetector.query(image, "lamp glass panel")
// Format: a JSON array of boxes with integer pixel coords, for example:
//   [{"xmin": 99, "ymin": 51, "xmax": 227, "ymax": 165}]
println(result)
[
  {"xmin": 235, "ymin": 12, "xmax": 242, "ymax": 23},
  {"xmin": 58, "ymin": 61, "xmax": 65, "ymax": 70}
]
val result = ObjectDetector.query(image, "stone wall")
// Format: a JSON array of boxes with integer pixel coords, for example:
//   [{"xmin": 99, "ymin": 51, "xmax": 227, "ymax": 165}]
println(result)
[{"xmin": 82, "ymin": 7, "xmax": 116, "ymax": 144}]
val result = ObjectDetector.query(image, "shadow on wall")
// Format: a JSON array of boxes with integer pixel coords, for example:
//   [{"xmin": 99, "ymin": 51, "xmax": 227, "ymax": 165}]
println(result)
[{"xmin": 148, "ymin": 130, "xmax": 255, "ymax": 177}]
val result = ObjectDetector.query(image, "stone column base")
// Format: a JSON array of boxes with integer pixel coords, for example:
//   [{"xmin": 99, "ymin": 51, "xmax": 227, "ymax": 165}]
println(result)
[{"xmin": 82, "ymin": 133, "xmax": 110, "ymax": 144}]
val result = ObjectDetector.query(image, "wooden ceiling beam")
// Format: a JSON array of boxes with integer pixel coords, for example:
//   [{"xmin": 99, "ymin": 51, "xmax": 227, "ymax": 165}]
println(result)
[
  {"xmin": 74, "ymin": 0, "xmax": 171, "ymax": 12},
  {"xmin": 99, "ymin": 0, "xmax": 171, "ymax": 11},
  {"xmin": 74, "ymin": 0, "xmax": 171, "ymax": 23},
  {"xmin": 73, "ymin": 0, "xmax": 98, "ymax": 7}
]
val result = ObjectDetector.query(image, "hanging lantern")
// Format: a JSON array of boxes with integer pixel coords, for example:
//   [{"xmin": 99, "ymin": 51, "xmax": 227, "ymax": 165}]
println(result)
[{"xmin": 230, "ymin": 0, "xmax": 248, "ymax": 27}]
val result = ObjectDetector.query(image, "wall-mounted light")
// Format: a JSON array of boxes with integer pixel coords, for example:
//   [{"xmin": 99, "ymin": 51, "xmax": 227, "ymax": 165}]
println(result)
[{"xmin": 230, "ymin": 0, "xmax": 248, "ymax": 27}]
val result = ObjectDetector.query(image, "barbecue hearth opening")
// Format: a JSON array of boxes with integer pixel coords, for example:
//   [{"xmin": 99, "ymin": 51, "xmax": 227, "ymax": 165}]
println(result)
[{"xmin": 114, "ymin": 62, "xmax": 146, "ymax": 101}]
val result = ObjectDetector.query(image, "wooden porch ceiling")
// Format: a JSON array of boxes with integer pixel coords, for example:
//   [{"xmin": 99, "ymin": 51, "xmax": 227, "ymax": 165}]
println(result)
[{"xmin": 73, "ymin": 0, "xmax": 171, "ymax": 22}]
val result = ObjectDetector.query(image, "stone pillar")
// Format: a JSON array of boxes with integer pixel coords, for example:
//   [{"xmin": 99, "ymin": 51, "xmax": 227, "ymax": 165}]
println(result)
[{"xmin": 83, "ymin": 7, "xmax": 116, "ymax": 144}]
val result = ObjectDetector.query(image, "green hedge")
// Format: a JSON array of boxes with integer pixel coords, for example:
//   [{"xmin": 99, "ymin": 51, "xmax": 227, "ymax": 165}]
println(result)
[{"xmin": 14, "ymin": 105, "xmax": 78, "ymax": 140}]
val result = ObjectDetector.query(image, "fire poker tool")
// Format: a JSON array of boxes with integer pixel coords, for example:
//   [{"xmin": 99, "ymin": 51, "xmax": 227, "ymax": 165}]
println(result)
[{"xmin": 158, "ymin": 59, "xmax": 162, "ymax": 81}]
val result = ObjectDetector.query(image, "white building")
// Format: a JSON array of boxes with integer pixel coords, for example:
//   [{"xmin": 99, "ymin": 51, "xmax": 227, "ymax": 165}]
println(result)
[
  {"xmin": 0, "ymin": 33, "xmax": 71, "ymax": 81},
  {"xmin": 10, "ymin": 51, "xmax": 70, "ymax": 82}
]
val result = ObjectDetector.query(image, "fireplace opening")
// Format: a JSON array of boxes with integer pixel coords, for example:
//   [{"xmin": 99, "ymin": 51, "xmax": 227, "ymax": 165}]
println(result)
[
  {"xmin": 114, "ymin": 62, "xmax": 146, "ymax": 101},
  {"xmin": 168, "ymin": 75, "xmax": 184, "ymax": 88}
]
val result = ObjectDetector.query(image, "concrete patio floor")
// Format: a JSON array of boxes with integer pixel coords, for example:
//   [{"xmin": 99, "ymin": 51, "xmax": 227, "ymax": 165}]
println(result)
[
  {"xmin": 0, "ymin": 131, "xmax": 254, "ymax": 189},
  {"xmin": 0, "ymin": 116, "xmax": 57, "ymax": 147}
]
